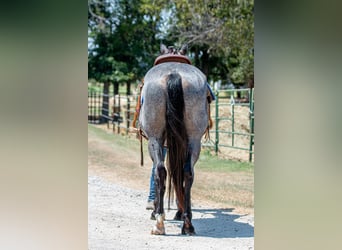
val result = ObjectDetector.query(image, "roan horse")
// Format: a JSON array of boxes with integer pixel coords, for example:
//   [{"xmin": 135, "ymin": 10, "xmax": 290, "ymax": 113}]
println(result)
[{"xmin": 138, "ymin": 45, "xmax": 211, "ymax": 235}]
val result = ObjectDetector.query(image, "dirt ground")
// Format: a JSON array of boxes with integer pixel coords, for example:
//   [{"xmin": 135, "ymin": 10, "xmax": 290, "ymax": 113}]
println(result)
[{"xmin": 88, "ymin": 126, "xmax": 254, "ymax": 249}]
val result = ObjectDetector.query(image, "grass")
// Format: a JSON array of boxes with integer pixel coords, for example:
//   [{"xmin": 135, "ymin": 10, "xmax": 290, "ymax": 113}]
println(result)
[
  {"xmin": 89, "ymin": 125, "xmax": 253, "ymax": 170},
  {"xmin": 88, "ymin": 124, "xmax": 146, "ymax": 163},
  {"xmin": 198, "ymin": 149, "xmax": 254, "ymax": 172}
]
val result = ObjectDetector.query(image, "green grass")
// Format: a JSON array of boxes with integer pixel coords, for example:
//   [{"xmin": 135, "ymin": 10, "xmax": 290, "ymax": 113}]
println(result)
[
  {"xmin": 89, "ymin": 124, "xmax": 253, "ymax": 173},
  {"xmin": 88, "ymin": 124, "xmax": 141, "ymax": 151},
  {"xmin": 197, "ymin": 149, "xmax": 254, "ymax": 172}
]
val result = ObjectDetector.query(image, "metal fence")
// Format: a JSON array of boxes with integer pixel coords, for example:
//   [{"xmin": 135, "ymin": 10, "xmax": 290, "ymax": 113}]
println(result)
[
  {"xmin": 88, "ymin": 86, "xmax": 254, "ymax": 162},
  {"xmin": 202, "ymin": 88, "xmax": 254, "ymax": 162},
  {"xmin": 88, "ymin": 90, "xmax": 136, "ymax": 133}
]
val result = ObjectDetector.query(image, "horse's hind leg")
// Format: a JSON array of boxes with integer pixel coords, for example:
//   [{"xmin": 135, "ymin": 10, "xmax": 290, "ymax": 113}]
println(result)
[
  {"xmin": 148, "ymin": 138, "xmax": 167, "ymax": 235},
  {"xmin": 173, "ymin": 204, "xmax": 183, "ymax": 221},
  {"xmin": 181, "ymin": 140, "xmax": 201, "ymax": 235},
  {"xmin": 151, "ymin": 163, "xmax": 167, "ymax": 235},
  {"xmin": 181, "ymin": 157, "xmax": 195, "ymax": 235}
]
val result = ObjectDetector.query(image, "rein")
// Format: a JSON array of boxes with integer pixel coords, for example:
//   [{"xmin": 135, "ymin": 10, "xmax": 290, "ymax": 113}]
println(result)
[
  {"xmin": 139, "ymin": 129, "xmax": 144, "ymax": 166},
  {"xmin": 132, "ymin": 80, "xmax": 147, "ymax": 166},
  {"xmin": 132, "ymin": 80, "xmax": 143, "ymax": 129}
]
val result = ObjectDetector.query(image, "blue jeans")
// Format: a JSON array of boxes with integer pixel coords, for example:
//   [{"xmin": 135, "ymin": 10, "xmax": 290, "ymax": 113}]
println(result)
[{"xmin": 148, "ymin": 148, "xmax": 167, "ymax": 202}]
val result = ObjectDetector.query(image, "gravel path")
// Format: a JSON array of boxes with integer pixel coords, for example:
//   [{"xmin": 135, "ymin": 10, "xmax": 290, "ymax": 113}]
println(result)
[{"xmin": 88, "ymin": 174, "xmax": 254, "ymax": 249}]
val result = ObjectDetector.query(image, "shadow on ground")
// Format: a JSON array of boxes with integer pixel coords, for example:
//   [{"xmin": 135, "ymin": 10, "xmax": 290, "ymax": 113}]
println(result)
[{"xmin": 188, "ymin": 208, "xmax": 254, "ymax": 238}]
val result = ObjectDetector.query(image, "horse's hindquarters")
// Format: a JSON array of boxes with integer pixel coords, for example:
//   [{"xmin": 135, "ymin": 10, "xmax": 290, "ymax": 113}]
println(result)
[
  {"xmin": 139, "ymin": 83, "xmax": 167, "ymax": 138},
  {"xmin": 183, "ymin": 87, "xmax": 209, "ymax": 137}
]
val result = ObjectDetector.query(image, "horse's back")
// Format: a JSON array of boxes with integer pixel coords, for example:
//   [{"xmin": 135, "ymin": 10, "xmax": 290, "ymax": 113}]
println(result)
[
  {"xmin": 144, "ymin": 63, "xmax": 207, "ymax": 103},
  {"xmin": 144, "ymin": 63, "xmax": 206, "ymax": 87}
]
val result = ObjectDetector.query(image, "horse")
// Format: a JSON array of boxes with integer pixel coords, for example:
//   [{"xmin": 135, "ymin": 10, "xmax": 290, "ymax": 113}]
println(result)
[{"xmin": 138, "ymin": 46, "xmax": 211, "ymax": 235}]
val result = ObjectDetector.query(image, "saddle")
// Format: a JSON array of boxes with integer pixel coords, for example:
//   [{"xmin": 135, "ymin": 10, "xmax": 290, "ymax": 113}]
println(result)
[{"xmin": 154, "ymin": 54, "xmax": 191, "ymax": 66}]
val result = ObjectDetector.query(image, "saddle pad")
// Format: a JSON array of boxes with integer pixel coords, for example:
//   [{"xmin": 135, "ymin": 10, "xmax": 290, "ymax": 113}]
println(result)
[{"xmin": 154, "ymin": 54, "xmax": 192, "ymax": 66}]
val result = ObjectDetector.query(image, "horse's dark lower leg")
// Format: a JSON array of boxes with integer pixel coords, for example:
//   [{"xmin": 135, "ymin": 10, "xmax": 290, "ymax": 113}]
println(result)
[
  {"xmin": 180, "ymin": 141, "xmax": 201, "ymax": 235},
  {"xmin": 182, "ymin": 171, "xmax": 195, "ymax": 235},
  {"xmin": 173, "ymin": 209, "xmax": 183, "ymax": 221},
  {"xmin": 172, "ymin": 197, "xmax": 182, "ymax": 220},
  {"xmin": 151, "ymin": 162, "xmax": 167, "ymax": 235},
  {"xmin": 155, "ymin": 162, "xmax": 166, "ymax": 215}
]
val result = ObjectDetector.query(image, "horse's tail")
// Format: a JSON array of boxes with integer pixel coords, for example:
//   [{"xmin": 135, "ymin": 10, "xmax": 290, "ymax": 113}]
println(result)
[{"xmin": 165, "ymin": 72, "xmax": 188, "ymax": 213}]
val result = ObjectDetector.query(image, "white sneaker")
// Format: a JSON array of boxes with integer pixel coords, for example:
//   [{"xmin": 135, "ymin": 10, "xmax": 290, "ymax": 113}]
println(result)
[{"xmin": 146, "ymin": 201, "xmax": 154, "ymax": 210}]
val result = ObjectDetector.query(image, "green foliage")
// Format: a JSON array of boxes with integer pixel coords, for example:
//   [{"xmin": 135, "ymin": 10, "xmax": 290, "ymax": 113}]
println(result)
[
  {"xmin": 88, "ymin": 82, "xmax": 102, "ymax": 92},
  {"xmin": 88, "ymin": 0, "xmax": 254, "ymax": 87},
  {"xmin": 88, "ymin": 0, "xmax": 163, "ymax": 85},
  {"xmin": 167, "ymin": 0, "xmax": 254, "ymax": 84}
]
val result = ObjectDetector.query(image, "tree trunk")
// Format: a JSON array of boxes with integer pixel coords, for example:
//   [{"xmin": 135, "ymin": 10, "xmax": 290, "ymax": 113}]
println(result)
[
  {"xmin": 126, "ymin": 81, "xmax": 131, "ymax": 95},
  {"xmin": 113, "ymin": 81, "xmax": 119, "ymax": 95},
  {"xmin": 194, "ymin": 46, "xmax": 200, "ymax": 67},
  {"xmin": 201, "ymin": 49, "xmax": 209, "ymax": 77}
]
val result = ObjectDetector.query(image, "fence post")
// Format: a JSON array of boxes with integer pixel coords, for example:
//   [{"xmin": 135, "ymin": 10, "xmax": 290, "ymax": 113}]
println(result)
[
  {"xmin": 89, "ymin": 91, "xmax": 92, "ymax": 123},
  {"xmin": 92, "ymin": 91, "xmax": 95, "ymax": 123},
  {"xmin": 117, "ymin": 94, "xmax": 121, "ymax": 134},
  {"xmin": 249, "ymin": 88, "xmax": 254, "ymax": 162},
  {"xmin": 126, "ymin": 96, "xmax": 130, "ymax": 135},
  {"xmin": 215, "ymin": 91, "xmax": 219, "ymax": 155},
  {"xmin": 107, "ymin": 93, "xmax": 110, "ymax": 129},
  {"xmin": 230, "ymin": 95, "xmax": 235, "ymax": 147},
  {"xmin": 101, "ymin": 82, "xmax": 109, "ymax": 124},
  {"xmin": 113, "ymin": 95, "xmax": 116, "ymax": 132},
  {"xmin": 95, "ymin": 92, "xmax": 102, "ymax": 123}
]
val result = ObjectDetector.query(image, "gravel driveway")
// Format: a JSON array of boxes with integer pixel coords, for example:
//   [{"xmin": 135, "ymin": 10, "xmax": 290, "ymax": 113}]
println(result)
[{"xmin": 88, "ymin": 174, "xmax": 254, "ymax": 249}]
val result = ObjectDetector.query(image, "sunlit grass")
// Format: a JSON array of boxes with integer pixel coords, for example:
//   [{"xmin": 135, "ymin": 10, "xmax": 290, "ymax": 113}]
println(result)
[{"xmin": 197, "ymin": 149, "xmax": 254, "ymax": 172}]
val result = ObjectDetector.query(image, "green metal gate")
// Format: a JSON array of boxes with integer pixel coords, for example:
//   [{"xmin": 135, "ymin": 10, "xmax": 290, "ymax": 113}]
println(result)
[{"xmin": 203, "ymin": 88, "xmax": 255, "ymax": 162}]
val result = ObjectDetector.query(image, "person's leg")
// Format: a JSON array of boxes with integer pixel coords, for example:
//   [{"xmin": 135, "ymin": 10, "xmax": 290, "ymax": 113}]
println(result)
[{"xmin": 147, "ymin": 163, "xmax": 156, "ymax": 201}]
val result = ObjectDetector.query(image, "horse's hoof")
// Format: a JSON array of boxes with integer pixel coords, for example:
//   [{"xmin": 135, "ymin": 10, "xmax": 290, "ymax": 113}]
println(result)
[
  {"xmin": 173, "ymin": 210, "xmax": 182, "ymax": 221},
  {"xmin": 151, "ymin": 214, "xmax": 165, "ymax": 235},
  {"xmin": 151, "ymin": 225, "xmax": 165, "ymax": 235},
  {"xmin": 181, "ymin": 224, "xmax": 195, "ymax": 235}
]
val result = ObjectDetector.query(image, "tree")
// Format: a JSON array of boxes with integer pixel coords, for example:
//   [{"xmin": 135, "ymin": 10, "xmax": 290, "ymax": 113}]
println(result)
[
  {"xmin": 88, "ymin": 0, "xmax": 254, "ymax": 91},
  {"xmin": 88, "ymin": 0, "xmax": 165, "ymax": 90},
  {"xmin": 162, "ymin": 0, "xmax": 254, "ymax": 85}
]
